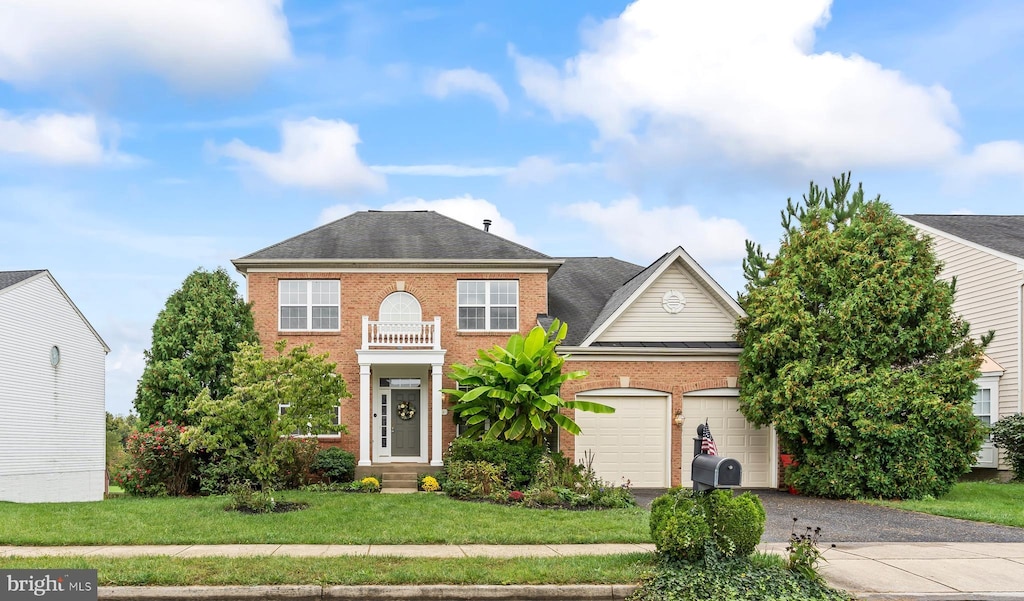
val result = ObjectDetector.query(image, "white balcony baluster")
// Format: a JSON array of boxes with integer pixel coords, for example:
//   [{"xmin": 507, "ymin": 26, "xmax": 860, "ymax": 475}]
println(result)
[{"xmin": 363, "ymin": 317, "xmax": 441, "ymax": 349}]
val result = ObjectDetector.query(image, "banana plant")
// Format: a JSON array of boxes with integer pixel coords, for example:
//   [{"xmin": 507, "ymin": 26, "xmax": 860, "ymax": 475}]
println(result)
[{"xmin": 443, "ymin": 319, "xmax": 613, "ymax": 446}]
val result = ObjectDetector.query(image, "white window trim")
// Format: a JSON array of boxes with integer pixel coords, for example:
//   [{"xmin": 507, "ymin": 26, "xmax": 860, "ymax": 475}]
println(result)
[
  {"xmin": 278, "ymin": 279, "xmax": 340, "ymax": 332},
  {"xmin": 278, "ymin": 403, "xmax": 342, "ymax": 438},
  {"xmin": 973, "ymin": 375, "xmax": 1000, "ymax": 468},
  {"xmin": 457, "ymin": 279, "xmax": 519, "ymax": 332}
]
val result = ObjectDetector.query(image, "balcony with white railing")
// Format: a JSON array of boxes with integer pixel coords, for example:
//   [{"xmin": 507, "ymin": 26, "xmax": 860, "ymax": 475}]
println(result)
[{"xmin": 361, "ymin": 316, "xmax": 442, "ymax": 350}]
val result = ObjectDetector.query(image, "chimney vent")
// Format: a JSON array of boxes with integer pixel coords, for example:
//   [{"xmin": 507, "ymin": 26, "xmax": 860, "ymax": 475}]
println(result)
[{"xmin": 483, "ymin": 219, "xmax": 492, "ymax": 232}]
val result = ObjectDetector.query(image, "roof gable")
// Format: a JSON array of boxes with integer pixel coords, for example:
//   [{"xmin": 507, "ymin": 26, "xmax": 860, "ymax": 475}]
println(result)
[
  {"xmin": 579, "ymin": 247, "xmax": 744, "ymax": 347},
  {"xmin": 0, "ymin": 270, "xmax": 45, "ymax": 292},
  {"xmin": 0, "ymin": 270, "xmax": 110, "ymax": 353},
  {"xmin": 236, "ymin": 211, "xmax": 554, "ymax": 264},
  {"xmin": 904, "ymin": 215, "xmax": 1024, "ymax": 261},
  {"xmin": 545, "ymin": 257, "xmax": 646, "ymax": 346}
]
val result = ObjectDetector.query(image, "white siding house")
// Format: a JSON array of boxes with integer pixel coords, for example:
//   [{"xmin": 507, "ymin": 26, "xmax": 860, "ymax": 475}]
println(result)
[
  {"xmin": 0, "ymin": 270, "xmax": 109, "ymax": 502},
  {"xmin": 904, "ymin": 216, "xmax": 1024, "ymax": 475}
]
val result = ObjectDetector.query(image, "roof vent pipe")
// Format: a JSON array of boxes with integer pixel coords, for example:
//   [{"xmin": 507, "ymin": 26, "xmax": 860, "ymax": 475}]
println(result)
[{"xmin": 483, "ymin": 219, "xmax": 492, "ymax": 232}]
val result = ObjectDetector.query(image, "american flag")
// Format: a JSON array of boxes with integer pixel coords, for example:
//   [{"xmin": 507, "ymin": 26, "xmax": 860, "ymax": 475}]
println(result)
[{"xmin": 701, "ymin": 420, "xmax": 718, "ymax": 456}]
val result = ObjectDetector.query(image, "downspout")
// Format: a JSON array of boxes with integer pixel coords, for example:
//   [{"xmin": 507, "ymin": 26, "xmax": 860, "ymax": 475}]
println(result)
[{"xmin": 1018, "ymin": 276, "xmax": 1023, "ymax": 413}]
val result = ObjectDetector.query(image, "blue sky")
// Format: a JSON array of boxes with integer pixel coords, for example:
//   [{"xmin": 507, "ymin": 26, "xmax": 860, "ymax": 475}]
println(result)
[{"xmin": 2, "ymin": 0, "xmax": 1023, "ymax": 417}]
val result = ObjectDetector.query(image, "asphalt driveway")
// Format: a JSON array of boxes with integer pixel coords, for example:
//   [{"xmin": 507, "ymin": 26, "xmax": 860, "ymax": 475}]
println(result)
[{"xmin": 632, "ymin": 488, "xmax": 1024, "ymax": 543}]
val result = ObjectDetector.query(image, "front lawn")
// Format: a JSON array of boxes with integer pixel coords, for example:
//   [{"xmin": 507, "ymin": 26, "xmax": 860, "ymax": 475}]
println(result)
[
  {"xmin": 0, "ymin": 491, "xmax": 649, "ymax": 545},
  {"xmin": 869, "ymin": 481, "xmax": 1024, "ymax": 528},
  {"xmin": 0, "ymin": 554, "xmax": 655, "ymax": 586}
]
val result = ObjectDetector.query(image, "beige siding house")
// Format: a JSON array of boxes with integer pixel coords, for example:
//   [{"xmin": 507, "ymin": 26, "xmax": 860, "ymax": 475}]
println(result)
[{"xmin": 904, "ymin": 215, "xmax": 1024, "ymax": 473}]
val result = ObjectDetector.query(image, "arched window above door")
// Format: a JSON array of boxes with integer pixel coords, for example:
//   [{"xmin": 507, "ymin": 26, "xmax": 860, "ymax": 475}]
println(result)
[{"xmin": 379, "ymin": 291, "xmax": 422, "ymax": 323}]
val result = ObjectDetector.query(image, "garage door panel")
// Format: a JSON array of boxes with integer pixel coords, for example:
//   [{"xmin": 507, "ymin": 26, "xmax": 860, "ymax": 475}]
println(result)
[
  {"xmin": 575, "ymin": 394, "xmax": 668, "ymax": 488},
  {"xmin": 682, "ymin": 396, "xmax": 772, "ymax": 488}
]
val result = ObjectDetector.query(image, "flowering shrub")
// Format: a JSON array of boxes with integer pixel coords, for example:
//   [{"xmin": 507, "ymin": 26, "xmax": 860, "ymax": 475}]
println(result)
[
  {"xmin": 420, "ymin": 475, "xmax": 440, "ymax": 492},
  {"xmin": 509, "ymin": 490, "xmax": 524, "ymax": 502},
  {"xmin": 113, "ymin": 421, "xmax": 193, "ymax": 496},
  {"xmin": 360, "ymin": 476, "xmax": 381, "ymax": 492}
]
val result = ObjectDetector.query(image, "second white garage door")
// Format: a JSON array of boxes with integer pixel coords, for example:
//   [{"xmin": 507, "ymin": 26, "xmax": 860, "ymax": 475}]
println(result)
[
  {"xmin": 682, "ymin": 394, "xmax": 772, "ymax": 488},
  {"xmin": 573, "ymin": 392, "xmax": 669, "ymax": 488}
]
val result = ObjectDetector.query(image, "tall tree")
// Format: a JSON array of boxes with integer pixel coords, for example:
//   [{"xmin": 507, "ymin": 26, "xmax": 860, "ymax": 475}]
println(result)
[
  {"xmin": 737, "ymin": 174, "xmax": 991, "ymax": 499},
  {"xmin": 445, "ymin": 319, "xmax": 612, "ymax": 446},
  {"xmin": 134, "ymin": 267, "xmax": 257, "ymax": 426},
  {"xmin": 184, "ymin": 341, "xmax": 350, "ymax": 490}
]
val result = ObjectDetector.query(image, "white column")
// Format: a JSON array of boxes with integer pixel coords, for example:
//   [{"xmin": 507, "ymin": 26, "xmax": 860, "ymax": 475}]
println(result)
[
  {"xmin": 430, "ymin": 363, "xmax": 444, "ymax": 466},
  {"xmin": 358, "ymin": 363, "xmax": 372, "ymax": 466}
]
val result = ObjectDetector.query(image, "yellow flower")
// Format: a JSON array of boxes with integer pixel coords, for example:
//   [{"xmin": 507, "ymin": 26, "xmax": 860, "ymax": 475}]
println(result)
[
  {"xmin": 421, "ymin": 476, "xmax": 440, "ymax": 492},
  {"xmin": 361, "ymin": 477, "xmax": 380, "ymax": 488}
]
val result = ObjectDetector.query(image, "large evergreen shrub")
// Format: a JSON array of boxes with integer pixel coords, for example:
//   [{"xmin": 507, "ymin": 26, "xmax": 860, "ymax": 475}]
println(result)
[
  {"xmin": 738, "ymin": 174, "xmax": 990, "ymax": 499},
  {"xmin": 991, "ymin": 414, "xmax": 1024, "ymax": 480}
]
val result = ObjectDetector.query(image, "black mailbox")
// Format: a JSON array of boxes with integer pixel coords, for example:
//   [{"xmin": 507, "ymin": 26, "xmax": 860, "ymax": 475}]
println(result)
[{"xmin": 691, "ymin": 455, "xmax": 742, "ymax": 491}]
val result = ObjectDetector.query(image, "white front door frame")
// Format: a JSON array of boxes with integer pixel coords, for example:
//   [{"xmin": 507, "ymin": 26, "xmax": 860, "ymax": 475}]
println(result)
[{"xmin": 356, "ymin": 348, "xmax": 446, "ymax": 468}]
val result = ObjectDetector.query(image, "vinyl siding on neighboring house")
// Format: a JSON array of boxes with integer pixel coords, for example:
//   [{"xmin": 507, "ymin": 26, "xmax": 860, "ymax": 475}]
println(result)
[
  {"xmin": 927, "ymin": 232, "xmax": 1023, "ymax": 422},
  {"xmin": 0, "ymin": 275, "xmax": 107, "ymax": 502},
  {"xmin": 596, "ymin": 264, "xmax": 737, "ymax": 343}
]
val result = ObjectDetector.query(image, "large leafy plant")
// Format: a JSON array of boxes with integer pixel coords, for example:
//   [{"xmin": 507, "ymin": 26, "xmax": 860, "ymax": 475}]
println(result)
[
  {"xmin": 445, "ymin": 319, "xmax": 611, "ymax": 445},
  {"xmin": 184, "ymin": 340, "xmax": 350, "ymax": 490}
]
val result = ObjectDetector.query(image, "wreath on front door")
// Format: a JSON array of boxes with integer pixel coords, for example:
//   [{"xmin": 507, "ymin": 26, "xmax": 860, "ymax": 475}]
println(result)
[{"xmin": 397, "ymin": 401, "xmax": 416, "ymax": 421}]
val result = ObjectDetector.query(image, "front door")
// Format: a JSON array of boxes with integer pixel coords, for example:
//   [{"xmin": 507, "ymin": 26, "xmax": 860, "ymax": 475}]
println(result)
[{"xmin": 392, "ymin": 389, "xmax": 421, "ymax": 457}]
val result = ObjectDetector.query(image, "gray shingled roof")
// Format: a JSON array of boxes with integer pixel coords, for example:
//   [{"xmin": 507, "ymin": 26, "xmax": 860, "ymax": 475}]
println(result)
[
  {"xmin": 0, "ymin": 270, "xmax": 44, "ymax": 292},
  {"xmin": 238, "ymin": 211, "xmax": 553, "ymax": 261},
  {"xmin": 545, "ymin": 257, "xmax": 647, "ymax": 346},
  {"xmin": 905, "ymin": 215, "xmax": 1024, "ymax": 260},
  {"xmin": 579, "ymin": 251, "xmax": 674, "ymax": 343}
]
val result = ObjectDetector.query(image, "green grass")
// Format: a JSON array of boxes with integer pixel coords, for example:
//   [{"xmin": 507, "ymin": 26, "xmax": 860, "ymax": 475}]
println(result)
[
  {"xmin": 868, "ymin": 481, "xmax": 1024, "ymax": 528},
  {"xmin": 0, "ymin": 491, "xmax": 650, "ymax": 545},
  {"xmin": 0, "ymin": 554, "xmax": 655, "ymax": 586}
]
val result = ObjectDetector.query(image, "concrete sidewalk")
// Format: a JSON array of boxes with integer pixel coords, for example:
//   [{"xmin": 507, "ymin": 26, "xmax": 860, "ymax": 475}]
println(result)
[{"xmin": 5, "ymin": 542, "xmax": 1024, "ymax": 599}]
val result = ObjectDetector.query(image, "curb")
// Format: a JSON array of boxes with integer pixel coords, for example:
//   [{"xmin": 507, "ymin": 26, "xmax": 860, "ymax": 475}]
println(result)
[
  {"xmin": 853, "ymin": 594, "xmax": 1024, "ymax": 601},
  {"xmin": 99, "ymin": 584, "xmax": 639, "ymax": 600}
]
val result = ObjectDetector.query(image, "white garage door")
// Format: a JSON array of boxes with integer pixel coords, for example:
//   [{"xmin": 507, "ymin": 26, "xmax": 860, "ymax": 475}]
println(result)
[
  {"xmin": 574, "ymin": 392, "xmax": 669, "ymax": 488},
  {"xmin": 683, "ymin": 395, "xmax": 772, "ymax": 488}
]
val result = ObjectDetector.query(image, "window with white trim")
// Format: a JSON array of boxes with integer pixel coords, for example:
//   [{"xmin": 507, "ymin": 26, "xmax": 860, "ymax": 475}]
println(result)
[
  {"xmin": 457, "ymin": 280, "xmax": 518, "ymax": 331},
  {"xmin": 279, "ymin": 280, "xmax": 340, "ymax": 331},
  {"xmin": 973, "ymin": 385, "xmax": 995, "ymax": 439},
  {"xmin": 278, "ymin": 403, "xmax": 341, "ymax": 437}
]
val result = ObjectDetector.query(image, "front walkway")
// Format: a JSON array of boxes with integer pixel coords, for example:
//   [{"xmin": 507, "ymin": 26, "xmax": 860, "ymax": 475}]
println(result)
[{"xmin": 6, "ymin": 542, "xmax": 1024, "ymax": 599}]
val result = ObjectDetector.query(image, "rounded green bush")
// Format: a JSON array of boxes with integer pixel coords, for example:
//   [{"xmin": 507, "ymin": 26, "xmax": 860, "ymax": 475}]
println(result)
[
  {"xmin": 712, "ymin": 492, "xmax": 766, "ymax": 557},
  {"xmin": 311, "ymin": 448, "xmax": 356, "ymax": 483}
]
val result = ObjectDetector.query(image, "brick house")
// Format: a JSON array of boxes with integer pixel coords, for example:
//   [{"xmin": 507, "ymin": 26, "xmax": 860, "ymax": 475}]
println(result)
[{"xmin": 233, "ymin": 211, "xmax": 776, "ymax": 488}]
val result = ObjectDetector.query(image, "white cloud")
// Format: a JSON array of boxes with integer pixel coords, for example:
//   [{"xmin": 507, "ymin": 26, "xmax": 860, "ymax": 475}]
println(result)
[
  {"xmin": 506, "ymin": 155, "xmax": 600, "ymax": 185},
  {"xmin": 319, "ymin": 195, "xmax": 530, "ymax": 245},
  {"xmin": 955, "ymin": 141, "xmax": 1024, "ymax": 182},
  {"xmin": 373, "ymin": 164, "xmax": 512, "ymax": 177},
  {"xmin": 513, "ymin": 0, "xmax": 962, "ymax": 171},
  {"xmin": 216, "ymin": 118, "xmax": 386, "ymax": 195},
  {"xmin": 0, "ymin": 0, "xmax": 291, "ymax": 92},
  {"xmin": 0, "ymin": 111, "xmax": 124, "ymax": 165},
  {"xmin": 426, "ymin": 68, "xmax": 510, "ymax": 112},
  {"xmin": 561, "ymin": 197, "xmax": 750, "ymax": 265}
]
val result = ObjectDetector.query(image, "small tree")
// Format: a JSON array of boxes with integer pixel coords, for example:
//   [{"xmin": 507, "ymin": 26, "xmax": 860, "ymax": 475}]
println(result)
[
  {"xmin": 991, "ymin": 414, "xmax": 1024, "ymax": 481},
  {"xmin": 184, "ymin": 341, "xmax": 350, "ymax": 490},
  {"xmin": 135, "ymin": 267, "xmax": 257, "ymax": 427},
  {"xmin": 737, "ymin": 174, "xmax": 991, "ymax": 499},
  {"xmin": 445, "ymin": 319, "xmax": 611, "ymax": 446}
]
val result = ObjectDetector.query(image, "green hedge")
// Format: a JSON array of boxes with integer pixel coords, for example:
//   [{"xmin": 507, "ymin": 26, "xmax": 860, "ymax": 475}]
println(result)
[
  {"xmin": 446, "ymin": 438, "xmax": 543, "ymax": 490},
  {"xmin": 650, "ymin": 489, "xmax": 766, "ymax": 562}
]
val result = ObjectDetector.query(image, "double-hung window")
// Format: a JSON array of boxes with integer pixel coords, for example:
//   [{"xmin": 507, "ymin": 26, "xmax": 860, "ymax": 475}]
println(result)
[
  {"xmin": 279, "ymin": 280, "xmax": 340, "ymax": 331},
  {"xmin": 457, "ymin": 280, "xmax": 518, "ymax": 331},
  {"xmin": 278, "ymin": 403, "xmax": 342, "ymax": 437}
]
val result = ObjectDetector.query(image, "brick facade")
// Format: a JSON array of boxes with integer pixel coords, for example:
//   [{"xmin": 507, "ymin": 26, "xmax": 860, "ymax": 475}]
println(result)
[{"xmin": 247, "ymin": 270, "xmax": 549, "ymax": 459}]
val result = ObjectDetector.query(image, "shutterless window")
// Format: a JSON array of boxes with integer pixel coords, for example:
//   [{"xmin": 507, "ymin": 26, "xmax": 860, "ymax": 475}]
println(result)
[
  {"xmin": 279, "ymin": 403, "xmax": 341, "ymax": 437},
  {"xmin": 457, "ymin": 280, "xmax": 518, "ymax": 330},
  {"xmin": 973, "ymin": 387, "xmax": 992, "ymax": 439},
  {"xmin": 279, "ymin": 280, "xmax": 339, "ymax": 331}
]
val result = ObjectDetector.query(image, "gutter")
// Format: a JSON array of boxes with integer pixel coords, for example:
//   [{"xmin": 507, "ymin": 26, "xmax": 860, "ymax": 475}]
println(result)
[{"xmin": 557, "ymin": 346, "xmax": 742, "ymax": 357}]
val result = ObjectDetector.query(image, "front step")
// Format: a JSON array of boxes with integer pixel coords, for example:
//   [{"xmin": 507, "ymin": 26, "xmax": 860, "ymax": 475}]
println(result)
[{"xmin": 356, "ymin": 464, "xmax": 441, "ymax": 489}]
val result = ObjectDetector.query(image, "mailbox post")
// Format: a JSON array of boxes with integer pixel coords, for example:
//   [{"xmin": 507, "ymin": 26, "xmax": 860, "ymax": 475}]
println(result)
[{"xmin": 691, "ymin": 425, "xmax": 742, "ymax": 492}]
